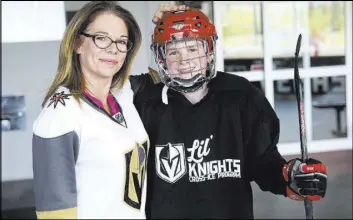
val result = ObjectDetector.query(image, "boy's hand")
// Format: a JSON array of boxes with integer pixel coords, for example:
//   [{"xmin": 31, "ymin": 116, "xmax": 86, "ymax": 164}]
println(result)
[
  {"xmin": 283, "ymin": 158, "xmax": 327, "ymax": 201},
  {"xmin": 152, "ymin": 4, "xmax": 189, "ymax": 24}
]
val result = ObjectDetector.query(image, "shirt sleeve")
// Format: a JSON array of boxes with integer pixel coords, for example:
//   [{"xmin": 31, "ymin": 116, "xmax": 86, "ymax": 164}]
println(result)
[
  {"xmin": 129, "ymin": 69, "xmax": 160, "ymax": 98},
  {"xmin": 245, "ymin": 90, "xmax": 288, "ymax": 196},
  {"xmin": 32, "ymin": 91, "xmax": 80, "ymax": 219}
]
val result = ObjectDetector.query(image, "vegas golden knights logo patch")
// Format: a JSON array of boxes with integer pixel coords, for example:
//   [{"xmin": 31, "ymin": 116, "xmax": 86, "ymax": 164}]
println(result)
[
  {"xmin": 123, "ymin": 142, "xmax": 147, "ymax": 209},
  {"xmin": 155, "ymin": 143, "xmax": 187, "ymax": 184}
]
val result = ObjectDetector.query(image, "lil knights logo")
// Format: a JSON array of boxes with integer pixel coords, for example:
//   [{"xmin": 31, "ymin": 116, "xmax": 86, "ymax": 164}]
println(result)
[{"xmin": 155, "ymin": 143, "xmax": 187, "ymax": 184}]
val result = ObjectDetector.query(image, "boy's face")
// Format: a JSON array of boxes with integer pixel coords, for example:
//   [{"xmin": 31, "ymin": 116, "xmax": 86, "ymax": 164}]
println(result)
[{"xmin": 164, "ymin": 39, "xmax": 208, "ymax": 80}]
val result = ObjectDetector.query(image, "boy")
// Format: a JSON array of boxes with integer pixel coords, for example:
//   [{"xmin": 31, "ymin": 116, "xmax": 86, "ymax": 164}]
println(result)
[{"xmin": 131, "ymin": 8, "xmax": 327, "ymax": 219}]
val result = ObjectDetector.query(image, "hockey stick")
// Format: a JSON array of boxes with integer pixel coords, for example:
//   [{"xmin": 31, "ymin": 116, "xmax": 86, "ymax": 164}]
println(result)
[{"xmin": 293, "ymin": 34, "xmax": 314, "ymax": 219}]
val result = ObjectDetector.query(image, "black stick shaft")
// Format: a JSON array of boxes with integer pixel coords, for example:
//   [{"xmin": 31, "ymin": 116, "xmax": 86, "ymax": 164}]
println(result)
[{"xmin": 293, "ymin": 34, "xmax": 314, "ymax": 219}]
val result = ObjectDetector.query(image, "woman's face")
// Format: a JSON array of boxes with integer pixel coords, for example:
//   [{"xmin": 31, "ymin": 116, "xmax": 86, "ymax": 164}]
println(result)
[{"xmin": 77, "ymin": 13, "xmax": 129, "ymax": 80}]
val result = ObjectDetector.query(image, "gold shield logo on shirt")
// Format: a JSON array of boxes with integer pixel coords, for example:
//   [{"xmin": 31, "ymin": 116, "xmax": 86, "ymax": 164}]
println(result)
[{"xmin": 124, "ymin": 141, "xmax": 147, "ymax": 209}]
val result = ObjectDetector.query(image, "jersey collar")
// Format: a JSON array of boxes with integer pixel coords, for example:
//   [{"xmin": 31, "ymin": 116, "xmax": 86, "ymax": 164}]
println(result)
[{"xmin": 83, "ymin": 91, "xmax": 120, "ymax": 115}]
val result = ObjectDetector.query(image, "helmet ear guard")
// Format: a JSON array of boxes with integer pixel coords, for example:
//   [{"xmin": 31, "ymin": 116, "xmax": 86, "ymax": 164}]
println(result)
[{"xmin": 150, "ymin": 8, "xmax": 218, "ymax": 93}]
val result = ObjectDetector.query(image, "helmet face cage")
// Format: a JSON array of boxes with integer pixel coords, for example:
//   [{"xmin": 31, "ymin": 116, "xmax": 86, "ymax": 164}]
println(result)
[
  {"xmin": 150, "ymin": 9, "xmax": 218, "ymax": 93},
  {"xmin": 151, "ymin": 36, "xmax": 217, "ymax": 93}
]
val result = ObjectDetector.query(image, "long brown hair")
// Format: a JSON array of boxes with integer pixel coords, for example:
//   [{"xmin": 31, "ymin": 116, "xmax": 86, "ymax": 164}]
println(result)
[{"xmin": 42, "ymin": 1, "xmax": 141, "ymax": 107}]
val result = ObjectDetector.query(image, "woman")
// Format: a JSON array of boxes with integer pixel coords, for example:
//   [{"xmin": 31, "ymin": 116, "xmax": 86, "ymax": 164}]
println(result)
[{"xmin": 32, "ymin": 1, "xmax": 149, "ymax": 219}]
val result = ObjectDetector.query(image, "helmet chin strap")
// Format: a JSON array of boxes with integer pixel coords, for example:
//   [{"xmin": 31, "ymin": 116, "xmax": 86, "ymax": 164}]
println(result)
[
  {"xmin": 166, "ymin": 72, "xmax": 210, "ymax": 93},
  {"xmin": 170, "ymin": 74, "xmax": 205, "ymax": 87},
  {"xmin": 161, "ymin": 78, "xmax": 208, "ymax": 105}
]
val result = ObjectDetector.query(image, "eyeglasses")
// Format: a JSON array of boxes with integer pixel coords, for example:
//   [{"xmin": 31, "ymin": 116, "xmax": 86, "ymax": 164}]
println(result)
[{"xmin": 81, "ymin": 32, "xmax": 133, "ymax": 53}]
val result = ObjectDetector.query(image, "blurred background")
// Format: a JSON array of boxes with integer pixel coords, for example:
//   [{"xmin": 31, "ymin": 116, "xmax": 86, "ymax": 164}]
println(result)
[{"xmin": 1, "ymin": 1, "xmax": 352, "ymax": 219}]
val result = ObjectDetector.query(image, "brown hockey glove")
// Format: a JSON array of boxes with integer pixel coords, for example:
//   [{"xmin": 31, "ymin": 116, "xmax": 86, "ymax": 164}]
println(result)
[{"xmin": 283, "ymin": 158, "xmax": 327, "ymax": 201}]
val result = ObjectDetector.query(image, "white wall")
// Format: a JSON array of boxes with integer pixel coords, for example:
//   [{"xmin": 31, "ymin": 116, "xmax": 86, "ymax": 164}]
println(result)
[
  {"xmin": 64, "ymin": 1, "xmax": 92, "ymax": 11},
  {"xmin": 1, "ymin": 41, "xmax": 61, "ymax": 181},
  {"xmin": 1, "ymin": 1, "xmax": 66, "ymax": 43},
  {"xmin": 1, "ymin": 1, "xmax": 169, "ymax": 182}
]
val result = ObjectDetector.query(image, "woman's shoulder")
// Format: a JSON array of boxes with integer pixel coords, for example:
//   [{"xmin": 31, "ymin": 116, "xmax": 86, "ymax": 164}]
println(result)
[{"xmin": 33, "ymin": 86, "xmax": 81, "ymax": 138}]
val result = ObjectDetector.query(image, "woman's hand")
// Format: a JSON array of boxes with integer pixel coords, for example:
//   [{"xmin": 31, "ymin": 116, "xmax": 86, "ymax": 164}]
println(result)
[{"xmin": 152, "ymin": 4, "xmax": 189, "ymax": 24}]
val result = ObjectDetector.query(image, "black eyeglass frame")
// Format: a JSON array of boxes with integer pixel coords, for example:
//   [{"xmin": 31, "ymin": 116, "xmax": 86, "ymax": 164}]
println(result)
[{"xmin": 81, "ymin": 32, "xmax": 133, "ymax": 53}]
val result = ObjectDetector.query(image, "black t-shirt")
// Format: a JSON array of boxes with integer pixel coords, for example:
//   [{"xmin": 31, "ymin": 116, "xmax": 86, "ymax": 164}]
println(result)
[{"xmin": 131, "ymin": 71, "xmax": 288, "ymax": 219}]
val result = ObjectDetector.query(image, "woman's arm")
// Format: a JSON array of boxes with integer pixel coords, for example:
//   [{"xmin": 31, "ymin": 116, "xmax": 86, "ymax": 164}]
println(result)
[
  {"xmin": 32, "ymin": 132, "xmax": 79, "ymax": 219},
  {"xmin": 32, "ymin": 89, "xmax": 80, "ymax": 219}
]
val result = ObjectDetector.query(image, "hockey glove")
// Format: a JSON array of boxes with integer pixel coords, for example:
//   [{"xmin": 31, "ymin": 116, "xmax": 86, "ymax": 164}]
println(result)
[{"xmin": 283, "ymin": 158, "xmax": 327, "ymax": 201}]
